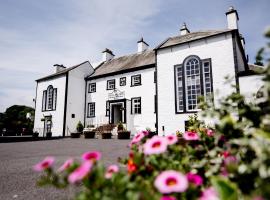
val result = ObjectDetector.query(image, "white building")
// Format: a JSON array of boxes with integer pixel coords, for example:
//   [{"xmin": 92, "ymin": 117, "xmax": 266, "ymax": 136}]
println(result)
[{"xmin": 34, "ymin": 7, "xmax": 264, "ymax": 137}]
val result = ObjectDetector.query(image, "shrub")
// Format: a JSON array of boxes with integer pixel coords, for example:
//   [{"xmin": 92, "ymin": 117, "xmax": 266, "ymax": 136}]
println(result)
[{"xmin": 76, "ymin": 121, "xmax": 84, "ymax": 133}]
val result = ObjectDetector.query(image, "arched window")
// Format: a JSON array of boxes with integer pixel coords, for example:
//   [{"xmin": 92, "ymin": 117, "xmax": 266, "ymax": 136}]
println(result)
[
  {"xmin": 185, "ymin": 57, "xmax": 201, "ymax": 111},
  {"xmin": 42, "ymin": 85, "xmax": 57, "ymax": 111},
  {"xmin": 47, "ymin": 86, "xmax": 54, "ymax": 110},
  {"xmin": 175, "ymin": 55, "xmax": 213, "ymax": 113}
]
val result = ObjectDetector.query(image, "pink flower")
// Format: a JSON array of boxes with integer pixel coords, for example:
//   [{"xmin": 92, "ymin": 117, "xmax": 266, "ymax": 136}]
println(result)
[
  {"xmin": 199, "ymin": 187, "xmax": 219, "ymax": 200},
  {"xmin": 154, "ymin": 170, "xmax": 188, "ymax": 194},
  {"xmin": 105, "ymin": 165, "xmax": 119, "ymax": 179},
  {"xmin": 224, "ymin": 155, "xmax": 237, "ymax": 165},
  {"xmin": 82, "ymin": 151, "xmax": 101, "ymax": 162},
  {"xmin": 33, "ymin": 156, "xmax": 55, "ymax": 172},
  {"xmin": 58, "ymin": 158, "xmax": 73, "ymax": 172},
  {"xmin": 144, "ymin": 136, "xmax": 168, "ymax": 155},
  {"xmin": 206, "ymin": 129, "xmax": 215, "ymax": 137},
  {"xmin": 187, "ymin": 172, "xmax": 203, "ymax": 186},
  {"xmin": 166, "ymin": 135, "xmax": 178, "ymax": 145},
  {"xmin": 141, "ymin": 130, "xmax": 149, "ymax": 136},
  {"xmin": 183, "ymin": 131, "xmax": 199, "ymax": 141},
  {"xmin": 130, "ymin": 132, "xmax": 145, "ymax": 146},
  {"xmin": 68, "ymin": 161, "xmax": 92, "ymax": 183},
  {"xmin": 160, "ymin": 196, "xmax": 176, "ymax": 200}
]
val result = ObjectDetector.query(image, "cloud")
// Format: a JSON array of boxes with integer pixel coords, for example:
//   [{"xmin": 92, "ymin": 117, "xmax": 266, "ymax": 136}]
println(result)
[
  {"xmin": 0, "ymin": 0, "xmax": 269, "ymax": 112},
  {"xmin": 0, "ymin": 0, "xmax": 162, "ymax": 112}
]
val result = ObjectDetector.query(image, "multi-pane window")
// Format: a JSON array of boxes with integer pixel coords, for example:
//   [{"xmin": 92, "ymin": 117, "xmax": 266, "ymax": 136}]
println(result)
[
  {"xmin": 176, "ymin": 66, "xmax": 184, "ymax": 112},
  {"xmin": 131, "ymin": 97, "xmax": 141, "ymax": 114},
  {"xmin": 185, "ymin": 58, "xmax": 201, "ymax": 111},
  {"xmin": 175, "ymin": 56, "xmax": 213, "ymax": 113},
  {"xmin": 47, "ymin": 86, "xmax": 53, "ymax": 110},
  {"xmin": 131, "ymin": 75, "xmax": 141, "ymax": 86},
  {"xmin": 42, "ymin": 85, "xmax": 57, "ymax": 111},
  {"xmin": 107, "ymin": 79, "xmax": 115, "ymax": 90},
  {"xmin": 203, "ymin": 61, "xmax": 212, "ymax": 100},
  {"xmin": 88, "ymin": 103, "xmax": 95, "ymax": 117},
  {"xmin": 120, "ymin": 77, "xmax": 126, "ymax": 86},
  {"xmin": 88, "ymin": 83, "xmax": 96, "ymax": 93}
]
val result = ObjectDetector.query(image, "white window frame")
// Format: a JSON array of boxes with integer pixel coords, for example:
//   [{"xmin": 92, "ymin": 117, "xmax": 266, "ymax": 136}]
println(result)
[
  {"xmin": 175, "ymin": 56, "xmax": 213, "ymax": 113},
  {"xmin": 107, "ymin": 79, "xmax": 115, "ymax": 90},
  {"xmin": 88, "ymin": 83, "xmax": 96, "ymax": 93},
  {"xmin": 131, "ymin": 75, "xmax": 141, "ymax": 86},
  {"xmin": 131, "ymin": 97, "xmax": 141, "ymax": 114},
  {"xmin": 87, "ymin": 102, "xmax": 95, "ymax": 118}
]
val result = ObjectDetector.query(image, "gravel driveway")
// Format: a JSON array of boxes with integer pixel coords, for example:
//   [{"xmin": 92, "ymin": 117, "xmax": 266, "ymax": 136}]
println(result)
[{"xmin": 0, "ymin": 138, "xmax": 130, "ymax": 200}]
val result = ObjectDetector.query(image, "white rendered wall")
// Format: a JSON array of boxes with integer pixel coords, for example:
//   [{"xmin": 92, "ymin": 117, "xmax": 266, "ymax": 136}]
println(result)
[
  {"xmin": 85, "ymin": 67, "xmax": 156, "ymax": 135},
  {"xmin": 65, "ymin": 62, "xmax": 94, "ymax": 136},
  {"xmin": 34, "ymin": 75, "xmax": 67, "ymax": 137},
  {"xmin": 156, "ymin": 33, "xmax": 238, "ymax": 135},
  {"xmin": 239, "ymin": 75, "xmax": 264, "ymax": 103}
]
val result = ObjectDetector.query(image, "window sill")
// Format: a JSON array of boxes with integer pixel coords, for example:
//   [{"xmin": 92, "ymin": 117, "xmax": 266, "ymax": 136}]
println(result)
[{"xmin": 130, "ymin": 84, "xmax": 142, "ymax": 87}]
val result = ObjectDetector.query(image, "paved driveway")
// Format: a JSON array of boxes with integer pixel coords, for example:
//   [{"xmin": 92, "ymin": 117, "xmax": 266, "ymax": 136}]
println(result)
[{"xmin": 0, "ymin": 138, "xmax": 130, "ymax": 200}]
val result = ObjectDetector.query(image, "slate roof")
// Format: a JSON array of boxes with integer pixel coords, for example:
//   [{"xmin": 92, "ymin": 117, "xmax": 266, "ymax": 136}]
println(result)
[
  {"xmin": 88, "ymin": 50, "xmax": 155, "ymax": 79},
  {"xmin": 36, "ymin": 61, "xmax": 89, "ymax": 82},
  {"xmin": 156, "ymin": 29, "xmax": 232, "ymax": 49}
]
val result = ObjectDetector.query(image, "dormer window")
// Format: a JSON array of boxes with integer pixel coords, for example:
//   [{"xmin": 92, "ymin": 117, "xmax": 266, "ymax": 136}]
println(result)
[{"xmin": 42, "ymin": 85, "xmax": 57, "ymax": 111}]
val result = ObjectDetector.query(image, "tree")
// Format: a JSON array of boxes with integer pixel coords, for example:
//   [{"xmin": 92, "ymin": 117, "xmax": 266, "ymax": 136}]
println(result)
[{"xmin": 0, "ymin": 105, "xmax": 34, "ymax": 134}]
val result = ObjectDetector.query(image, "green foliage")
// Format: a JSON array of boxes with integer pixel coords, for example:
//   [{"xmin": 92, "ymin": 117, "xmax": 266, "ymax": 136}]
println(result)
[
  {"xmin": 76, "ymin": 121, "xmax": 84, "ymax": 132},
  {"xmin": 0, "ymin": 105, "xmax": 34, "ymax": 132}
]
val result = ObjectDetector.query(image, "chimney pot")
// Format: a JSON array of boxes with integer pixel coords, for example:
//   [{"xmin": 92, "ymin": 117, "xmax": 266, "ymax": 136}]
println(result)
[
  {"xmin": 102, "ymin": 48, "xmax": 114, "ymax": 62},
  {"xmin": 137, "ymin": 37, "xmax": 149, "ymax": 53},
  {"xmin": 54, "ymin": 64, "xmax": 66, "ymax": 73},
  {"xmin": 226, "ymin": 6, "xmax": 239, "ymax": 29},
  {"xmin": 180, "ymin": 23, "xmax": 190, "ymax": 35}
]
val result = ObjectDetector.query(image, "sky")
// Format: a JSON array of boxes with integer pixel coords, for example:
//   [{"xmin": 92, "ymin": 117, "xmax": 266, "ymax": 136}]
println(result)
[{"xmin": 0, "ymin": 0, "xmax": 269, "ymax": 112}]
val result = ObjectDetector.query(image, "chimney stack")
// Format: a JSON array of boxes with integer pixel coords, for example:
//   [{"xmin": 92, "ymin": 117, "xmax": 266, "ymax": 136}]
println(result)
[
  {"xmin": 53, "ymin": 64, "xmax": 66, "ymax": 73},
  {"xmin": 102, "ymin": 48, "xmax": 114, "ymax": 62},
  {"xmin": 226, "ymin": 6, "xmax": 239, "ymax": 29},
  {"xmin": 137, "ymin": 37, "xmax": 149, "ymax": 53},
  {"xmin": 180, "ymin": 23, "xmax": 190, "ymax": 36}
]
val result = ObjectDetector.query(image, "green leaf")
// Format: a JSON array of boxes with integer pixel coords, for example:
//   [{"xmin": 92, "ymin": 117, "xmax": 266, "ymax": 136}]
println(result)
[{"xmin": 211, "ymin": 176, "xmax": 238, "ymax": 200}]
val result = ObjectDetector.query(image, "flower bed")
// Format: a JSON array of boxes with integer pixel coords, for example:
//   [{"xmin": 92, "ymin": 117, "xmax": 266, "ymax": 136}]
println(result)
[{"xmin": 33, "ymin": 33, "xmax": 270, "ymax": 200}]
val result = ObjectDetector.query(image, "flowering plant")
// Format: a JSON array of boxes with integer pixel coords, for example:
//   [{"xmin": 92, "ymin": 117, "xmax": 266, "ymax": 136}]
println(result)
[{"xmin": 34, "ymin": 30, "xmax": 270, "ymax": 199}]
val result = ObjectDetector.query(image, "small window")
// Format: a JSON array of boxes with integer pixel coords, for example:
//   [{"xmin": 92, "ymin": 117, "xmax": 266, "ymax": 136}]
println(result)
[
  {"xmin": 120, "ymin": 77, "xmax": 126, "ymax": 86},
  {"xmin": 71, "ymin": 114, "xmax": 75, "ymax": 118},
  {"xmin": 131, "ymin": 97, "xmax": 141, "ymax": 114},
  {"xmin": 131, "ymin": 75, "xmax": 141, "ymax": 86},
  {"xmin": 88, "ymin": 83, "xmax": 96, "ymax": 93},
  {"xmin": 87, "ymin": 103, "xmax": 95, "ymax": 118},
  {"xmin": 107, "ymin": 79, "xmax": 115, "ymax": 90}
]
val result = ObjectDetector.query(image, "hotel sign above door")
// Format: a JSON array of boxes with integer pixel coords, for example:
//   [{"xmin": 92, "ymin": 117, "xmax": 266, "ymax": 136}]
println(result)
[{"xmin": 108, "ymin": 89, "xmax": 125, "ymax": 100}]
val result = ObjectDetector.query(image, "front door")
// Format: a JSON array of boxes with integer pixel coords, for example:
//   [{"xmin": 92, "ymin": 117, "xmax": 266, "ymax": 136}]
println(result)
[
  {"xmin": 43, "ymin": 117, "xmax": 52, "ymax": 137},
  {"xmin": 112, "ymin": 104, "xmax": 122, "ymax": 124}
]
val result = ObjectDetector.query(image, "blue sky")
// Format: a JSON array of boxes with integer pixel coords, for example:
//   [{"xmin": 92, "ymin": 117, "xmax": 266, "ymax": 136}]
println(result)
[{"xmin": 0, "ymin": 0, "xmax": 269, "ymax": 112}]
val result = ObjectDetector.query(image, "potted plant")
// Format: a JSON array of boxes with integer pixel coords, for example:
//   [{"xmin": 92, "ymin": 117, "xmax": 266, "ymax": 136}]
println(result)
[
  {"xmin": 146, "ymin": 127, "xmax": 157, "ymax": 138},
  {"xmin": 117, "ymin": 124, "xmax": 131, "ymax": 139},
  {"xmin": 101, "ymin": 132, "xmax": 112, "ymax": 139},
  {"xmin": 117, "ymin": 122, "xmax": 124, "ymax": 131},
  {"xmin": 46, "ymin": 131, "xmax": 52, "ymax": 138},
  {"xmin": 32, "ymin": 131, "xmax": 39, "ymax": 138},
  {"xmin": 71, "ymin": 121, "xmax": 83, "ymax": 138},
  {"xmin": 84, "ymin": 125, "xmax": 96, "ymax": 139}
]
